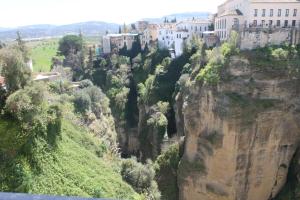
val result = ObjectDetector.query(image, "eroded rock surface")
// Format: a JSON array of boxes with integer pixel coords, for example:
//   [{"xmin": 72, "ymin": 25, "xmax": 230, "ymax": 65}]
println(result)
[{"xmin": 177, "ymin": 56, "xmax": 300, "ymax": 200}]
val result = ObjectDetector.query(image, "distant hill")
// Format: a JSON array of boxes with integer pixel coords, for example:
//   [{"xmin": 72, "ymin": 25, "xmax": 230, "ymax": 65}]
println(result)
[
  {"xmin": 142, "ymin": 12, "xmax": 211, "ymax": 23},
  {"xmin": 0, "ymin": 21, "xmax": 119, "ymax": 41},
  {"xmin": 0, "ymin": 12, "xmax": 212, "ymax": 41}
]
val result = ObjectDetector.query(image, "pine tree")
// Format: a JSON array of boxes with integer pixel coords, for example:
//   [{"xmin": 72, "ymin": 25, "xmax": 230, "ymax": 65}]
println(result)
[{"xmin": 16, "ymin": 31, "xmax": 29, "ymax": 61}]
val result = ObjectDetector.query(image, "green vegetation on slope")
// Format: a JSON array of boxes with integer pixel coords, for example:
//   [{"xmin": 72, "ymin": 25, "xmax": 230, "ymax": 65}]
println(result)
[
  {"xmin": 29, "ymin": 39, "xmax": 59, "ymax": 72},
  {"xmin": 0, "ymin": 118, "xmax": 139, "ymax": 199}
]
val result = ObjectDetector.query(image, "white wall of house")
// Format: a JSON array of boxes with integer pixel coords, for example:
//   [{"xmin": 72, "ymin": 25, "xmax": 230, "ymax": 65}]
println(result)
[
  {"xmin": 158, "ymin": 27, "xmax": 176, "ymax": 49},
  {"xmin": 215, "ymin": 0, "xmax": 300, "ymax": 41},
  {"xmin": 174, "ymin": 31, "xmax": 189, "ymax": 56},
  {"xmin": 176, "ymin": 20, "xmax": 211, "ymax": 37},
  {"xmin": 103, "ymin": 35, "xmax": 111, "ymax": 54}
]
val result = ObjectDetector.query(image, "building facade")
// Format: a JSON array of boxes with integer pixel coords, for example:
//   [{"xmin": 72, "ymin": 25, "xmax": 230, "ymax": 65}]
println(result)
[
  {"xmin": 215, "ymin": 0, "xmax": 300, "ymax": 41},
  {"xmin": 157, "ymin": 23, "xmax": 177, "ymax": 49},
  {"xmin": 140, "ymin": 24, "xmax": 159, "ymax": 49},
  {"xmin": 102, "ymin": 33, "xmax": 138, "ymax": 54},
  {"xmin": 157, "ymin": 20, "xmax": 213, "ymax": 56},
  {"xmin": 176, "ymin": 19, "xmax": 212, "ymax": 37}
]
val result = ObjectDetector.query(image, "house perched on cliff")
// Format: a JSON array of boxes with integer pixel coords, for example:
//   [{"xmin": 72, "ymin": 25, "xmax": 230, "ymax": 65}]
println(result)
[
  {"xmin": 215, "ymin": 0, "xmax": 300, "ymax": 49},
  {"xmin": 102, "ymin": 33, "xmax": 138, "ymax": 54},
  {"xmin": 157, "ymin": 19, "xmax": 215, "ymax": 56},
  {"xmin": 140, "ymin": 23, "xmax": 159, "ymax": 49}
]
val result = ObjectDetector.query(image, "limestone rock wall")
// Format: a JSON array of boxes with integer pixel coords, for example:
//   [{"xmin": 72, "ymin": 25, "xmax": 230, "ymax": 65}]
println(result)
[{"xmin": 177, "ymin": 56, "xmax": 300, "ymax": 200}]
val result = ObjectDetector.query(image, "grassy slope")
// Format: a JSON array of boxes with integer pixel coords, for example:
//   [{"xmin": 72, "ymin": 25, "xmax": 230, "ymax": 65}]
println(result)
[
  {"xmin": 28, "ymin": 36, "xmax": 101, "ymax": 73},
  {"xmin": 28, "ymin": 39, "xmax": 59, "ymax": 72},
  {"xmin": 0, "ymin": 118, "xmax": 139, "ymax": 199}
]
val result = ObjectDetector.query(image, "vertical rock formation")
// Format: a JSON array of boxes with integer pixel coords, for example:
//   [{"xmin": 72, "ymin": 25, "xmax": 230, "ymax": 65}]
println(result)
[{"xmin": 176, "ymin": 56, "xmax": 300, "ymax": 200}]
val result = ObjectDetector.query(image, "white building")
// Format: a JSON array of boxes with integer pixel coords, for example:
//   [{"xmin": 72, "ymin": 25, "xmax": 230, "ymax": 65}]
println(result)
[
  {"xmin": 102, "ymin": 33, "xmax": 138, "ymax": 54},
  {"xmin": 215, "ymin": 0, "xmax": 300, "ymax": 41},
  {"xmin": 176, "ymin": 19, "xmax": 212, "ymax": 37},
  {"xmin": 157, "ymin": 19, "xmax": 213, "ymax": 56},
  {"xmin": 174, "ymin": 30, "xmax": 190, "ymax": 56},
  {"xmin": 157, "ymin": 23, "xmax": 177, "ymax": 49}
]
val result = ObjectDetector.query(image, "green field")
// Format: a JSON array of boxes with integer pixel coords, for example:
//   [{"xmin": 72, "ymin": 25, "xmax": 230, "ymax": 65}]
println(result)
[
  {"xmin": 28, "ymin": 39, "xmax": 59, "ymax": 72},
  {"xmin": 28, "ymin": 36, "xmax": 101, "ymax": 73}
]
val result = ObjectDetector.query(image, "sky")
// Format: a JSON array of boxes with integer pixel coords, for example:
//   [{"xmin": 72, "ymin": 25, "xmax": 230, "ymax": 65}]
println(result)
[{"xmin": 0, "ymin": 0, "xmax": 223, "ymax": 28}]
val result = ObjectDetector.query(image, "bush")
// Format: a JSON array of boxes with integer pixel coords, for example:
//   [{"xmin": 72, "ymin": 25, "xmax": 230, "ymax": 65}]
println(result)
[
  {"xmin": 154, "ymin": 144, "xmax": 181, "ymax": 200},
  {"xmin": 271, "ymin": 48, "xmax": 289, "ymax": 60},
  {"xmin": 5, "ymin": 83, "xmax": 46, "ymax": 126},
  {"xmin": 196, "ymin": 48, "xmax": 224, "ymax": 85},
  {"xmin": 74, "ymin": 91, "xmax": 91, "ymax": 114},
  {"xmin": 121, "ymin": 157, "xmax": 161, "ymax": 199},
  {"xmin": 79, "ymin": 79, "xmax": 94, "ymax": 89},
  {"xmin": 0, "ymin": 47, "xmax": 32, "ymax": 93}
]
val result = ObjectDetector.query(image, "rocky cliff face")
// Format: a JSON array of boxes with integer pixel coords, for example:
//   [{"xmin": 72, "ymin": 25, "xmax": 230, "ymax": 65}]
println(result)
[{"xmin": 176, "ymin": 56, "xmax": 300, "ymax": 200}]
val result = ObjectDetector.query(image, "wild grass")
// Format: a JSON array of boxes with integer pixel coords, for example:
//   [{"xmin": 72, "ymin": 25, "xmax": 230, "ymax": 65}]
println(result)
[{"xmin": 0, "ymin": 118, "xmax": 140, "ymax": 200}]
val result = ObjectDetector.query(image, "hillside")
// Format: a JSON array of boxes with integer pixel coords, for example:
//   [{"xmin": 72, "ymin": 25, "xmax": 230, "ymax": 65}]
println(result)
[
  {"xmin": 0, "ymin": 116, "xmax": 139, "ymax": 199},
  {"xmin": 0, "ymin": 21, "xmax": 119, "ymax": 41}
]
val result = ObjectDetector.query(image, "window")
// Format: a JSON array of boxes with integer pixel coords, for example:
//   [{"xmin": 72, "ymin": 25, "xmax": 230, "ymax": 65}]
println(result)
[
  {"xmin": 205, "ymin": 27, "xmax": 207, "ymax": 31},
  {"xmin": 293, "ymin": 9, "xmax": 297, "ymax": 17},
  {"xmin": 292, "ymin": 20, "xmax": 296, "ymax": 27},
  {"xmin": 262, "ymin": 20, "xmax": 265, "ymax": 26},
  {"xmin": 286, "ymin": 9, "xmax": 289, "ymax": 17},
  {"xmin": 270, "ymin": 9, "xmax": 273, "ymax": 17},
  {"xmin": 254, "ymin": 9, "xmax": 258, "ymax": 17},
  {"xmin": 278, "ymin": 9, "xmax": 281, "ymax": 17},
  {"xmin": 200, "ymin": 26, "xmax": 202, "ymax": 31},
  {"xmin": 253, "ymin": 20, "xmax": 257, "ymax": 26},
  {"xmin": 277, "ymin": 20, "xmax": 281, "ymax": 26},
  {"xmin": 262, "ymin": 9, "xmax": 266, "ymax": 17},
  {"xmin": 269, "ymin": 20, "xmax": 273, "ymax": 26},
  {"xmin": 284, "ymin": 20, "xmax": 288, "ymax": 27}
]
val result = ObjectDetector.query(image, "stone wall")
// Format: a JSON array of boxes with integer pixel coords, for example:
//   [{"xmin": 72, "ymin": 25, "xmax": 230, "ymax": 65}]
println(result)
[{"xmin": 238, "ymin": 27, "xmax": 300, "ymax": 50}]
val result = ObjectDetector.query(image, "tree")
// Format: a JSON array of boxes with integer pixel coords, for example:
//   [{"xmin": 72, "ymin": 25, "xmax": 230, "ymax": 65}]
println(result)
[
  {"xmin": 74, "ymin": 91, "xmax": 91, "ymax": 114},
  {"xmin": 0, "ymin": 48, "xmax": 32, "ymax": 93},
  {"xmin": 129, "ymin": 37, "xmax": 142, "ymax": 59},
  {"xmin": 58, "ymin": 35, "xmax": 83, "ymax": 57},
  {"xmin": 16, "ymin": 31, "xmax": 29, "ymax": 61},
  {"xmin": 119, "ymin": 43, "xmax": 128, "ymax": 56},
  {"xmin": 5, "ymin": 82, "xmax": 46, "ymax": 128},
  {"xmin": 119, "ymin": 26, "xmax": 122, "ymax": 34}
]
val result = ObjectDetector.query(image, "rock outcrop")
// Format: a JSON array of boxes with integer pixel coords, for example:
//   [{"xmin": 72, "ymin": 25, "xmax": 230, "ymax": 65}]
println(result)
[{"xmin": 176, "ymin": 56, "xmax": 300, "ymax": 200}]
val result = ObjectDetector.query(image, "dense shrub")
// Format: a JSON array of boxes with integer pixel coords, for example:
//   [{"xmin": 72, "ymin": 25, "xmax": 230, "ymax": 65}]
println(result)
[
  {"xmin": 74, "ymin": 91, "xmax": 91, "ymax": 114},
  {"xmin": 5, "ymin": 83, "xmax": 46, "ymax": 129},
  {"xmin": 0, "ymin": 47, "xmax": 32, "ymax": 93},
  {"xmin": 154, "ymin": 144, "xmax": 182, "ymax": 200},
  {"xmin": 121, "ymin": 157, "xmax": 161, "ymax": 199},
  {"xmin": 271, "ymin": 48, "xmax": 289, "ymax": 60}
]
